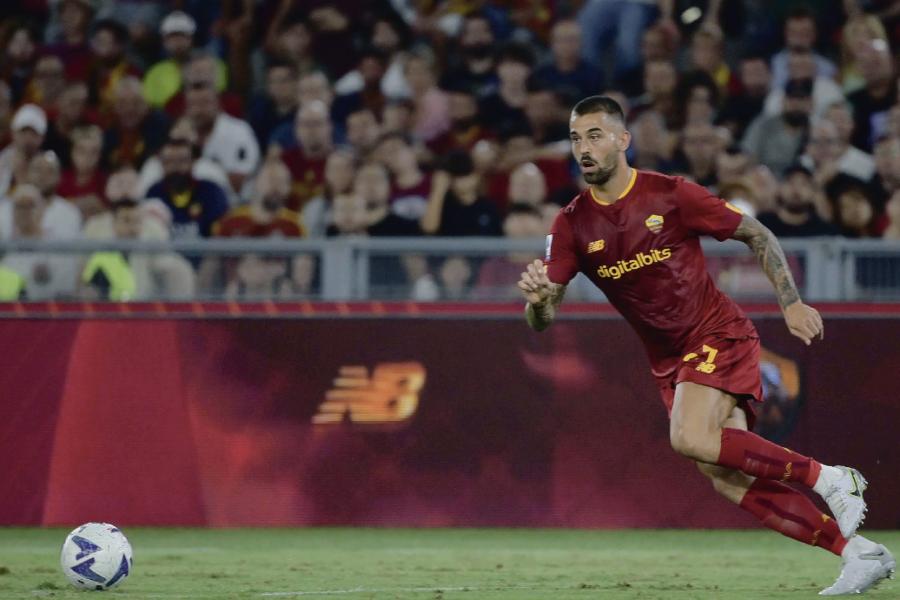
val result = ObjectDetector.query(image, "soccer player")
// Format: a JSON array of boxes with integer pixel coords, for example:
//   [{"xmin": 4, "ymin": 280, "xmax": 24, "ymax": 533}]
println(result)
[{"xmin": 519, "ymin": 96, "xmax": 895, "ymax": 595}]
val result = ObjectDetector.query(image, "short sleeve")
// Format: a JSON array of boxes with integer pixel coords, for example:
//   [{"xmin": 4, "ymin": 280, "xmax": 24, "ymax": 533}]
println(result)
[
  {"xmin": 544, "ymin": 212, "xmax": 579, "ymax": 285},
  {"xmin": 677, "ymin": 179, "xmax": 743, "ymax": 241}
]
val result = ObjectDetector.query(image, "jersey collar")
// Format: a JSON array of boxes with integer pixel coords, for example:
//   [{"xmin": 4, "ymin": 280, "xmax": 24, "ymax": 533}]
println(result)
[{"xmin": 590, "ymin": 168, "xmax": 637, "ymax": 206}]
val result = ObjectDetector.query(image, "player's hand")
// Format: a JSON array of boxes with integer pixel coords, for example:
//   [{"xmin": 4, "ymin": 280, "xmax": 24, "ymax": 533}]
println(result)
[
  {"xmin": 518, "ymin": 259, "xmax": 553, "ymax": 306},
  {"xmin": 784, "ymin": 300, "xmax": 824, "ymax": 345}
]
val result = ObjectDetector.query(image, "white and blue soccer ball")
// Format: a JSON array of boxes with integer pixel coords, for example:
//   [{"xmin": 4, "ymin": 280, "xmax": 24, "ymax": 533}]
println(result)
[{"xmin": 60, "ymin": 522, "xmax": 133, "ymax": 590}]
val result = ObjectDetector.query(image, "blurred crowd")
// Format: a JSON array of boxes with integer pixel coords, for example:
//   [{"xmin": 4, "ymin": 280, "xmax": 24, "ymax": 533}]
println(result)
[{"xmin": 1, "ymin": 0, "xmax": 900, "ymax": 301}]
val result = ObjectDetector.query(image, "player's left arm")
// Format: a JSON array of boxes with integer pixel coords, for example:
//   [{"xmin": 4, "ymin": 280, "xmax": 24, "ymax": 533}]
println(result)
[{"xmin": 730, "ymin": 213, "xmax": 824, "ymax": 345}]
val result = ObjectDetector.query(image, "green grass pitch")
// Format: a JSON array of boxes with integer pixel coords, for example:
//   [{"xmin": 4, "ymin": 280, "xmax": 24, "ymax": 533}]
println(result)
[{"xmin": 0, "ymin": 529, "xmax": 897, "ymax": 599}]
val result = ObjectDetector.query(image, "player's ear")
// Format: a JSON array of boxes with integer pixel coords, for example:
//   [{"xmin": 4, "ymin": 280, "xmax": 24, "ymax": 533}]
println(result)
[{"xmin": 618, "ymin": 129, "xmax": 632, "ymax": 152}]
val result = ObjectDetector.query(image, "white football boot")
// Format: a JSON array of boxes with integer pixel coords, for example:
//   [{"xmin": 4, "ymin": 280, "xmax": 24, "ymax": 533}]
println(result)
[
  {"xmin": 814, "ymin": 466, "xmax": 868, "ymax": 539},
  {"xmin": 820, "ymin": 541, "xmax": 895, "ymax": 595}
]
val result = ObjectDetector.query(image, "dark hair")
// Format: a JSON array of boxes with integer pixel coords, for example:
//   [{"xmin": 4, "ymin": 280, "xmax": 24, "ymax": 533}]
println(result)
[
  {"xmin": 367, "ymin": 12, "xmax": 414, "ymax": 50},
  {"xmin": 506, "ymin": 202, "xmax": 542, "ymax": 219},
  {"xmin": 785, "ymin": 4, "xmax": 816, "ymax": 23},
  {"xmin": 571, "ymin": 95, "xmax": 626, "ymax": 127},
  {"xmin": 358, "ymin": 45, "xmax": 389, "ymax": 65},
  {"xmin": 741, "ymin": 51, "xmax": 771, "ymax": 64},
  {"xmin": 442, "ymin": 150, "xmax": 474, "ymax": 177},
  {"xmin": 112, "ymin": 198, "xmax": 140, "ymax": 213},
  {"xmin": 93, "ymin": 18, "xmax": 130, "ymax": 44},
  {"xmin": 497, "ymin": 120, "xmax": 535, "ymax": 142},
  {"xmin": 496, "ymin": 41, "xmax": 535, "ymax": 68},
  {"xmin": 784, "ymin": 77, "xmax": 814, "ymax": 98}
]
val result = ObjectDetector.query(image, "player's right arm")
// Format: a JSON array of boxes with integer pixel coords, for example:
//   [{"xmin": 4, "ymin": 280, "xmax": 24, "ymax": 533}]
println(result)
[{"xmin": 519, "ymin": 259, "xmax": 566, "ymax": 332}]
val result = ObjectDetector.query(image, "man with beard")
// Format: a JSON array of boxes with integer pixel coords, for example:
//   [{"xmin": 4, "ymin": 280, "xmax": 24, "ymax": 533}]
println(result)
[
  {"xmin": 146, "ymin": 137, "xmax": 228, "ymax": 239},
  {"xmin": 426, "ymin": 84, "xmax": 493, "ymax": 156},
  {"xmin": 757, "ymin": 163, "xmax": 838, "ymax": 237},
  {"xmin": 742, "ymin": 79, "xmax": 813, "ymax": 178},
  {"xmin": 439, "ymin": 11, "xmax": 498, "ymax": 99},
  {"xmin": 214, "ymin": 161, "xmax": 304, "ymax": 238},
  {"xmin": 519, "ymin": 95, "xmax": 894, "ymax": 595}
]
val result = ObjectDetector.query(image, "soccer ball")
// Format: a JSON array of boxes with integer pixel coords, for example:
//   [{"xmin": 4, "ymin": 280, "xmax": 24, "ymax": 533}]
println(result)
[{"xmin": 60, "ymin": 522, "xmax": 133, "ymax": 590}]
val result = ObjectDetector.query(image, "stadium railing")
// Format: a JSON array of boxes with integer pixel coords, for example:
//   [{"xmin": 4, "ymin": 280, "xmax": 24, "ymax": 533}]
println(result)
[{"xmin": 1, "ymin": 237, "xmax": 899, "ymax": 302}]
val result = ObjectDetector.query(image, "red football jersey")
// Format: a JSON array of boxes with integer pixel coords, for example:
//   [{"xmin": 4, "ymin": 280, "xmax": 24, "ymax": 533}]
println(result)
[{"xmin": 545, "ymin": 169, "xmax": 757, "ymax": 380}]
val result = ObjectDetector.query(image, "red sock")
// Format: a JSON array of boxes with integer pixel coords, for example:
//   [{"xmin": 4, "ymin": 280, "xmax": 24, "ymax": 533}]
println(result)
[
  {"xmin": 740, "ymin": 478, "xmax": 848, "ymax": 556},
  {"xmin": 717, "ymin": 428, "xmax": 822, "ymax": 487}
]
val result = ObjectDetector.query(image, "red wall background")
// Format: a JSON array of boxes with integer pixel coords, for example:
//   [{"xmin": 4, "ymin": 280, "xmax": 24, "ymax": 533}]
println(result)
[{"xmin": 1, "ymin": 307, "xmax": 898, "ymax": 529}]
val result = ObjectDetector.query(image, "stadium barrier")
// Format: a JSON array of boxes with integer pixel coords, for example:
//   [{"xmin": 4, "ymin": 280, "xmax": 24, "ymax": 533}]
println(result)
[
  {"xmin": 2, "ymin": 237, "xmax": 900, "ymax": 301},
  {"xmin": 1, "ymin": 304, "xmax": 898, "ymax": 529}
]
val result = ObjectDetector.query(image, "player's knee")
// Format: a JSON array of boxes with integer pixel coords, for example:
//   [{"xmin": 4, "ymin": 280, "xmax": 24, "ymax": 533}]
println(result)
[{"xmin": 670, "ymin": 428, "xmax": 708, "ymax": 460}]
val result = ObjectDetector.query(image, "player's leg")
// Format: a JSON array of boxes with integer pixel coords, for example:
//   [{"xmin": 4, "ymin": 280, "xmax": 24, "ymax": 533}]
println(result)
[
  {"xmin": 670, "ymin": 381, "xmax": 868, "ymax": 539},
  {"xmin": 696, "ymin": 406, "xmax": 848, "ymax": 557}
]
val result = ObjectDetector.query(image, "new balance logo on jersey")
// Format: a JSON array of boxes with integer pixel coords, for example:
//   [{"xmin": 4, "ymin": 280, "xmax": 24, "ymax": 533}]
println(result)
[
  {"xmin": 597, "ymin": 248, "xmax": 672, "ymax": 279},
  {"xmin": 587, "ymin": 240, "xmax": 605, "ymax": 253}
]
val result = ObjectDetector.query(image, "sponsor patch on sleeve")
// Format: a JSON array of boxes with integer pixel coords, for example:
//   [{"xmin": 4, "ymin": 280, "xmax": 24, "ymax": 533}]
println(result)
[{"xmin": 545, "ymin": 234, "xmax": 553, "ymax": 261}]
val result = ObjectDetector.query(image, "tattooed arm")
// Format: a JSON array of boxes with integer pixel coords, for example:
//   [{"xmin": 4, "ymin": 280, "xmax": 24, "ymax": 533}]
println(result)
[
  {"xmin": 730, "ymin": 213, "xmax": 824, "ymax": 345},
  {"xmin": 519, "ymin": 259, "xmax": 566, "ymax": 331}
]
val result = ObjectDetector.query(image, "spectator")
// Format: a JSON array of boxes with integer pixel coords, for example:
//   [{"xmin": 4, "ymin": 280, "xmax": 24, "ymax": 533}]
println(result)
[
  {"xmin": 847, "ymin": 40, "xmax": 896, "ymax": 151},
  {"xmin": 577, "ymin": 0, "xmax": 657, "ymax": 86},
  {"xmin": 689, "ymin": 23, "xmax": 736, "ymax": 96},
  {"xmin": 44, "ymin": 0, "xmax": 94, "ymax": 80},
  {"xmin": 631, "ymin": 60, "xmax": 679, "ymax": 129},
  {"xmin": 404, "ymin": 47, "xmax": 450, "ymax": 143},
  {"xmin": 1, "ymin": 23, "xmax": 40, "ymax": 105},
  {"xmin": 81, "ymin": 198, "xmax": 196, "ymax": 301},
  {"xmin": 883, "ymin": 189, "xmax": 900, "ymax": 239},
  {"xmin": 143, "ymin": 11, "xmax": 228, "ymax": 110},
  {"xmin": 871, "ymin": 136, "xmax": 900, "ymax": 207},
  {"xmin": 427, "ymin": 84, "xmax": 493, "ymax": 156},
  {"xmin": 533, "ymin": 20, "xmax": 603, "ymax": 101},
  {"xmin": 0, "ymin": 104, "xmax": 47, "ymax": 197},
  {"xmin": 474, "ymin": 203, "xmax": 544, "ymax": 300},
  {"xmin": 437, "ymin": 255, "xmax": 474, "ymax": 300},
  {"xmin": 277, "ymin": 253, "xmax": 318, "ymax": 299},
  {"xmin": 83, "ymin": 166, "xmax": 169, "ymax": 240},
  {"xmin": 58, "ymin": 125, "xmax": 107, "ymax": 220},
  {"xmin": 763, "ymin": 48, "xmax": 845, "ymax": 119},
  {"xmin": 21, "ymin": 55, "xmax": 66, "ymax": 117},
  {"xmin": 248, "ymin": 59, "xmax": 299, "ymax": 149},
  {"xmin": 215, "ymin": 161, "xmax": 304, "ymax": 238},
  {"xmin": 614, "ymin": 22, "xmax": 679, "ymax": 98},
  {"xmin": 332, "ymin": 47, "xmax": 389, "ymax": 125},
  {"xmin": 671, "ymin": 122, "xmax": 721, "ymax": 188},
  {"xmin": 826, "ymin": 174, "xmax": 879, "ymax": 237},
  {"xmin": 281, "ymin": 100, "xmax": 334, "ymax": 211},
  {"xmin": 719, "ymin": 54, "xmax": 770, "ymax": 141},
  {"xmin": 326, "ymin": 191, "xmax": 369, "ymax": 236},
  {"xmin": 631, "ymin": 111, "xmax": 671, "ymax": 172},
  {"xmin": 839, "ymin": 14, "xmax": 888, "ymax": 95},
  {"xmin": 381, "ymin": 99, "xmax": 415, "ymax": 139},
  {"xmin": 264, "ymin": 12, "xmax": 322, "ymax": 77},
  {"xmin": 43, "ymin": 82, "xmax": 101, "ymax": 169},
  {"xmin": 87, "ymin": 19, "xmax": 143, "ymax": 123},
  {"xmin": 480, "ymin": 41, "xmax": 534, "ymax": 134},
  {"xmin": 25, "ymin": 151, "xmax": 83, "ymax": 236},
  {"xmin": 742, "ymin": 79, "xmax": 813, "ymax": 178},
  {"xmin": 674, "ymin": 70, "xmax": 720, "ymax": 129},
  {"xmin": 366, "ymin": 15, "xmax": 414, "ymax": 100},
  {"xmin": 145, "ymin": 138, "xmax": 229, "ymax": 239},
  {"xmin": 508, "ymin": 162, "xmax": 548, "ymax": 209},
  {"xmin": 345, "ymin": 108, "xmax": 381, "ymax": 158},
  {"xmin": 303, "ymin": 149, "xmax": 356, "ymax": 238},
  {"xmin": 757, "ymin": 164, "xmax": 838, "ymax": 237},
  {"xmin": 102, "ymin": 76, "xmax": 169, "ymax": 170},
  {"xmin": 185, "ymin": 82, "xmax": 260, "ymax": 197},
  {"xmin": 825, "ymin": 101, "xmax": 860, "ymax": 157},
  {"xmin": 801, "ymin": 119, "xmax": 875, "ymax": 187},
  {"xmin": 524, "ymin": 83, "xmax": 570, "ymax": 145},
  {"xmin": 355, "ymin": 162, "xmax": 420, "ymax": 237},
  {"xmin": 0, "ymin": 184, "xmax": 79, "ymax": 300},
  {"xmin": 163, "ymin": 53, "xmax": 244, "ymax": 121},
  {"xmin": 137, "ymin": 116, "xmax": 232, "ymax": 203},
  {"xmin": 265, "ymin": 70, "xmax": 340, "ymax": 149},
  {"xmin": 374, "ymin": 131, "xmax": 431, "ymax": 222},
  {"xmin": 0, "ymin": 82, "xmax": 10, "ymax": 150},
  {"xmin": 770, "ymin": 6, "xmax": 838, "ymax": 90},
  {"xmin": 440, "ymin": 11, "xmax": 499, "ymax": 98},
  {"xmin": 715, "ymin": 145, "xmax": 755, "ymax": 190},
  {"xmin": 420, "ymin": 151, "xmax": 501, "ymax": 236}
]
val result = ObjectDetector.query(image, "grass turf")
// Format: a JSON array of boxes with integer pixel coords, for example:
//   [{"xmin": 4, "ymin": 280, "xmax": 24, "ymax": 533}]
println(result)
[{"xmin": 0, "ymin": 529, "xmax": 896, "ymax": 599}]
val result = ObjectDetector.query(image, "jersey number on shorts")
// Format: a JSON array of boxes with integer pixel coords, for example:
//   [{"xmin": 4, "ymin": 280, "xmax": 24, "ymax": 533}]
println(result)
[{"xmin": 683, "ymin": 345, "xmax": 718, "ymax": 373}]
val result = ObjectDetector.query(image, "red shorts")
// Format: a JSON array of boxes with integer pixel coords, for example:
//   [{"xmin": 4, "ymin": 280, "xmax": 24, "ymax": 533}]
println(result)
[{"xmin": 658, "ymin": 334, "xmax": 764, "ymax": 431}]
